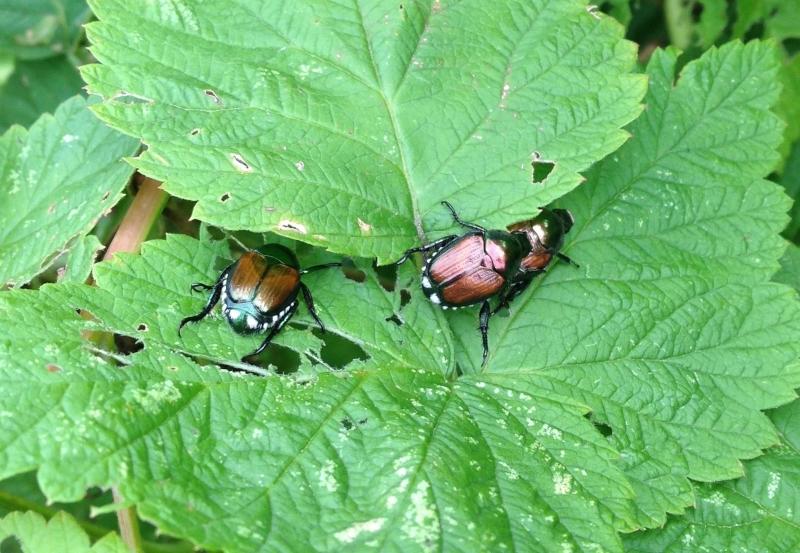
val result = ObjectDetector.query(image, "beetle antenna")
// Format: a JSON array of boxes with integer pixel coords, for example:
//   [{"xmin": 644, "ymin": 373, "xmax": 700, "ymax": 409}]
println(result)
[{"xmin": 301, "ymin": 262, "xmax": 342, "ymax": 274}]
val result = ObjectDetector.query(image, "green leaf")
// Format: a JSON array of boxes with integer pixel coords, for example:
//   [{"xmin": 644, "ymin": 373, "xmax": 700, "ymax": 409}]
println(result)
[
  {"xmin": 762, "ymin": 0, "xmax": 800, "ymax": 42},
  {"xmin": 775, "ymin": 244, "xmax": 800, "ymax": 294},
  {"xmin": 734, "ymin": 0, "xmax": 800, "ymax": 42},
  {"xmin": 58, "ymin": 234, "xmax": 102, "ymax": 284},
  {"xmin": 0, "ymin": 95, "xmax": 139, "ymax": 287},
  {"xmin": 623, "ymin": 398, "xmax": 800, "ymax": 552},
  {"xmin": 780, "ymin": 141, "xmax": 800, "ymax": 240},
  {"xmin": 81, "ymin": 0, "xmax": 646, "ymax": 262},
  {"xmin": 776, "ymin": 54, "xmax": 800, "ymax": 172},
  {"xmin": 0, "ymin": 235, "xmax": 637, "ymax": 551},
  {"xmin": 601, "ymin": 0, "xmax": 633, "ymax": 26},
  {"xmin": 0, "ymin": 511, "xmax": 127, "ymax": 553},
  {"xmin": 0, "ymin": 52, "xmax": 12, "ymax": 87},
  {"xmin": 696, "ymin": 0, "xmax": 727, "ymax": 47},
  {"xmin": 451, "ymin": 42, "xmax": 800, "ymax": 527},
  {"xmin": 0, "ymin": 0, "xmax": 90, "ymax": 60},
  {"xmin": 0, "ymin": 56, "xmax": 84, "ymax": 132},
  {"xmin": 64, "ymin": 234, "xmax": 454, "ymax": 374}
]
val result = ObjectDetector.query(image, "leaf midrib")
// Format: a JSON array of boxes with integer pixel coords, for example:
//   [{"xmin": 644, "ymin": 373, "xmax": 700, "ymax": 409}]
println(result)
[{"xmin": 353, "ymin": 0, "xmax": 425, "ymax": 243}]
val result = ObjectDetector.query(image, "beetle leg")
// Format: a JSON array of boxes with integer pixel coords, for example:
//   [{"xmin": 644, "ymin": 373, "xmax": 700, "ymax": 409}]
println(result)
[
  {"xmin": 442, "ymin": 201, "xmax": 486, "ymax": 233},
  {"xmin": 190, "ymin": 282, "xmax": 216, "ymax": 293},
  {"xmin": 393, "ymin": 235, "xmax": 457, "ymax": 265},
  {"xmin": 178, "ymin": 272, "xmax": 225, "ymax": 336},
  {"xmin": 301, "ymin": 262, "xmax": 342, "ymax": 274},
  {"xmin": 243, "ymin": 302, "xmax": 298, "ymax": 360},
  {"xmin": 299, "ymin": 282, "xmax": 326, "ymax": 333},
  {"xmin": 479, "ymin": 300, "xmax": 492, "ymax": 366},
  {"xmin": 556, "ymin": 252, "xmax": 580, "ymax": 268}
]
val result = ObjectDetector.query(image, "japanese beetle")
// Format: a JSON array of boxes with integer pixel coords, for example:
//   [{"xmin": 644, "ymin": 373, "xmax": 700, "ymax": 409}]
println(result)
[
  {"xmin": 178, "ymin": 244, "xmax": 341, "ymax": 361},
  {"xmin": 500, "ymin": 207, "xmax": 576, "ymax": 308},
  {"xmin": 394, "ymin": 202, "xmax": 576, "ymax": 365}
]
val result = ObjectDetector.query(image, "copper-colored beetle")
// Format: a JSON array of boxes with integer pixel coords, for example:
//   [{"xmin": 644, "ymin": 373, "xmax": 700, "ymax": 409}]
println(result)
[
  {"xmin": 394, "ymin": 202, "xmax": 576, "ymax": 365},
  {"xmin": 179, "ymin": 244, "xmax": 340, "ymax": 360}
]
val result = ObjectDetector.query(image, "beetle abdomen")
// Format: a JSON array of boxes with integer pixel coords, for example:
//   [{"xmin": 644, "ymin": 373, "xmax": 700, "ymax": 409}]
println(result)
[
  {"xmin": 441, "ymin": 268, "xmax": 504, "ymax": 305},
  {"xmin": 429, "ymin": 235, "xmax": 485, "ymax": 284},
  {"xmin": 425, "ymin": 234, "xmax": 509, "ymax": 307}
]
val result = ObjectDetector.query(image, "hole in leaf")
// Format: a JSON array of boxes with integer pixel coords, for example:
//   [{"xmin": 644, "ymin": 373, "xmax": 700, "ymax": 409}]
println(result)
[
  {"xmin": 220, "ymin": 193, "xmax": 231, "ymax": 203},
  {"xmin": 277, "ymin": 220, "xmax": 308, "ymax": 234},
  {"xmin": 114, "ymin": 333, "xmax": 143, "ymax": 355},
  {"xmin": 400, "ymin": 288, "xmax": 411, "ymax": 307},
  {"xmin": 374, "ymin": 261, "xmax": 397, "ymax": 291},
  {"xmin": 229, "ymin": 153, "xmax": 252, "ymax": 173},
  {"xmin": 204, "ymin": 89, "xmax": 222, "ymax": 104},
  {"xmin": 385, "ymin": 313, "xmax": 403, "ymax": 326},
  {"xmin": 137, "ymin": 323, "xmax": 148, "ymax": 332},
  {"xmin": 112, "ymin": 90, "xmax": 152, "ymax": 104},
  {"xmin": 343, "ymin": 263, "xmax": 366, "ymax": 283},
  {"xmin": 260, "ymin": 343, "xmax": 301, "ymax": 375},
  {"xmin": 318, "ymin": 330, "xmax": 368, "ymax": 368},
  {"xmin": 585, "ymin": 413, "xmax": 613, "ymax": 437},
  {"xmin": 531, "ymin": 152, "xmax": 555, "ymax": 183}
]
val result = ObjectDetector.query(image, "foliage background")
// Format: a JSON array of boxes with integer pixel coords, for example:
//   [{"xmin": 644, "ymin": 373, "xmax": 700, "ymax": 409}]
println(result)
[{"xmin": 0, "ymin": 0, "xmax": 799, "ymax": 552}]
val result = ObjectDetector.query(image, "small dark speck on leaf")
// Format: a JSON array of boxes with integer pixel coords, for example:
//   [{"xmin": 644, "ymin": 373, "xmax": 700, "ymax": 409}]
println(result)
[
  {"xmin": 220, "ymin": 193, "xmax": 231, "ymax": 203},
  {"xmin": 190, "ymin": 128, "xmax": 201, "ymax": 136},
  {"xmin": 46, "ymin": 364, "xmax": 61, "ymax": 373},
  {"xmin": 101, "ymin": 191, "xmax": 110, "ymax": 201},
  {"xmin": 341, "ymin": 417, "xmax": 368, "ymax": 431},
  {"xmin": 168, "ymin": 366, "xmax": 179, "ymax": 372}
]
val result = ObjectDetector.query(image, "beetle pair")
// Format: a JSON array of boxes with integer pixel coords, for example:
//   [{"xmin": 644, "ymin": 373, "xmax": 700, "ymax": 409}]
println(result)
[
  {"xmin": 180, "ymin": 203, "xmax": 574, "ymax": 366},
  {"xmin": 394, "ymin": 201, "xmax": 576, "ymax": 365}
]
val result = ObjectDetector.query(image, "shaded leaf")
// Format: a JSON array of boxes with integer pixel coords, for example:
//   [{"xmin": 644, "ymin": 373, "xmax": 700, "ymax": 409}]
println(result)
[
  {"xmin": 775, "ymin": 243, "xmax": 800, "ymax": 294},
  {"xmin": 58, "ymin": 234, "xmax": 102, "ymax": 284},
  {"xmin": 0, "ymin": 511, "xmax": 126, "ymax": 553},
  {"xmin": 0, "ymin": 95, "xmax": 138, "ymax": 287},
  {"xmin": 0, "ymin": 56, "xmax": 84, "ymax": 132},
  {"xmin": 0, "ymin": 0, "xmax": 90, "ymax": 60}
]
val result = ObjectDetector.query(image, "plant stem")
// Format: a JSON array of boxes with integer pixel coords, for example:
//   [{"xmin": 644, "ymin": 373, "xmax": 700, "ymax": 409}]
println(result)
[
  {"xmin": 102, "ymin": 173, "xmax": 168, "ymax": 552},
  {"xmin": 113, "ymin": 489, "xmax": 143, "ymax": 553},
  {"xmin": 104, "ymin": 174, "xmax": 168, "ymax": 260},
  {"xmin": 0, "ymin": 490, "xmax": 192, "ymax": 553}
]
